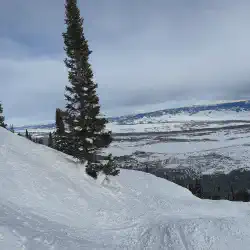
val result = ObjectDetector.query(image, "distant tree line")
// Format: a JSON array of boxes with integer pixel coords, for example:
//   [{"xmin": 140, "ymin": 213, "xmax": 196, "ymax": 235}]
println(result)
[
  {"xmin": 0, "ymin": 106, "xmax": 44, "ymax": 145},
  {"xmin": 187, "ymin": 179, "xmax": 250, "ymax": 202},
  {"xmin": 143, "ymin": 166, "xmax": 250, "ymax": 202}
]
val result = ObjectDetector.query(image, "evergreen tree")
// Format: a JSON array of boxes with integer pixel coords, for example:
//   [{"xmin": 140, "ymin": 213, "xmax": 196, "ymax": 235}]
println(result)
[
  {"xmin": 62, "ymin": 0, "xmax": 119, "ymax": 178},
  {"xmin": 48, "ymin": 132, "xmax": 53, "ymax": 148},
  {"xmin": 102, "ymin": 154, "xmax": 120, "ymax": 176},
  {"xmin": 55, "ymin": 108, "xmax": 65, "ymax": 135},
  {"xmin": 0, "ymin": 103, "xmax": 6, "ymax": 128},
  {"xmin": 54, "ymin": 108, "xmax": 69, "ymax": 153},
  {"xmin": 25, "ymin": 129, "xmax": 29, "ymax": 139},
  {"xmin": 25, "ymin": 129, "xmax": 32, "ymax": 140}
]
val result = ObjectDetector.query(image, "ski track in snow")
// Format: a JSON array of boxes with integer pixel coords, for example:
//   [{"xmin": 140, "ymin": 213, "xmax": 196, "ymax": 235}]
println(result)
[{"xmin": 1, "ymin": 128, "xmax": 250, "ymax": 249}]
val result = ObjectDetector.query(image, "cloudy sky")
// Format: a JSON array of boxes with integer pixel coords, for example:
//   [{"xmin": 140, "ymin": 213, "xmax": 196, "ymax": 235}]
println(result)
[{"xmin": 1, "ymin": 0, "xmax": 250, "ymax": 125}]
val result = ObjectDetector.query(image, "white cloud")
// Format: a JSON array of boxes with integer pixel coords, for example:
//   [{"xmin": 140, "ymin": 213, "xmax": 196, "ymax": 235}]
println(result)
[{"xmin": 1, "ymin": 0, "xmax": 250, "ymax": 124}]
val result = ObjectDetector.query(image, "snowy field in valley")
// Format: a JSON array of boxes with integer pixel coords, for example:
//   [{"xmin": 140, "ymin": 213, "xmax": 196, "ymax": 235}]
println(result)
[
  {"xmin": 107, "ymin": 109, "xmax": 250, "ymax": 134},
  {"xmin": 1, "ymin": 128, "xmax": 250, "ymax": 249},
  {"xmin": 108, "ymin": 125, "xmax": 250, "ymax": 175},
  {"xmin": 109, "ymin": 129, "xmax": 250, "ymax": 157},
  {"xmin": 107, "ymin": 121, "xmax": 249, "ymax": 134},
  {"xmin": 126, "ymin": 110, "xmax": 250, "ymax": 124}
]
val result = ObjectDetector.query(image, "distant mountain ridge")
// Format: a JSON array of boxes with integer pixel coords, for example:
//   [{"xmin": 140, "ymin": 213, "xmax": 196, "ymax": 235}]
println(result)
[
  {"xmin": 110, "ymin": 100, "xmax": 250, "ymax": 124},
  {"xmin": 14, "ymin": 100, "xmax": 250, "ymax": 130}
]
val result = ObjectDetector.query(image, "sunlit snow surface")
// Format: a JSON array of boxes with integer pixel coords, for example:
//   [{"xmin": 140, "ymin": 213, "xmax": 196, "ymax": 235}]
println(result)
[{"xmin": 1, "ymin": 128, "xmax": 250, "ymax": 249}]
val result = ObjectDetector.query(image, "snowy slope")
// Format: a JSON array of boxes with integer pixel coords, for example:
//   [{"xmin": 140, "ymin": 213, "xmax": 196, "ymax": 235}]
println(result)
[{"xmin": 1, "ymin": 128, "xmax": 250, "ymax": 249}]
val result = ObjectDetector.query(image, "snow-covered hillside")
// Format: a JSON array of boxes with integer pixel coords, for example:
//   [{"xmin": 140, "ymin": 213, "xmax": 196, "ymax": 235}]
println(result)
[
  {"xmin": 1, "ymin": 128, "xmax": 250, "ymax": 249},
  {"xmin": 114, "ymin": 110, "xmax": 250, "ymax": 126},
  {"xmin": 110, "ymin": 100, "xmax": 250, "ymax": 124},
  {"xmin": 108, "ymin": 100, "xmax": 250, "ymax": 133}
]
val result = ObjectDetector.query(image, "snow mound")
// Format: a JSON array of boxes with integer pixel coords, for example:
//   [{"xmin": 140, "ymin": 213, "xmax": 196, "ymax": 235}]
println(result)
[{"xmin": 1, "ymin": 127, "xmax": 250, "ymax": 249}]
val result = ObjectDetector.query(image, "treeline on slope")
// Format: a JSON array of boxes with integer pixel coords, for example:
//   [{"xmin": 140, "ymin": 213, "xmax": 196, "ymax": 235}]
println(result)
[
  {"xmin": 187, "ymin": 179, "xmax": 250, "ymax": 202},
  {"xmin": 0, "ymin": 102, "xmax": 45, "ymax": 144},
  {"xmin": 142, "ymin": 166, "xmax": 250, "ymax": 202},
  {"xmin": 0, "ymin": 106, "xmax": 19, "ymax": 135},
  {"xmin": 0, "ymin": 104, "xmax": 16, "ymax": 134},
  {"xmin": 0, "ymin": 102, "xmax": 6, "ymax": 129}
]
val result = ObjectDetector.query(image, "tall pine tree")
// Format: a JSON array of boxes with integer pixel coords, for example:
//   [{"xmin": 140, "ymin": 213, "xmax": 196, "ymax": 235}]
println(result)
[
  {"xmin": 62, "ymin": 0, "xmax": 119, "ymax": 178},
  {"xmin": 25, "ymin": 129, "xmax": 29, "ymax": 139},
  {"xmin": 0, "ymin": 103, "xmax": 6, "ymax": 128}
]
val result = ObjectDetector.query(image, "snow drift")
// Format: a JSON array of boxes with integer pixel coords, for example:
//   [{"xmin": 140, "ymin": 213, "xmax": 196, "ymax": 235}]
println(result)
[{"xmin": 1, "ymin": 127, "xmax": 250, "ymax": 249}]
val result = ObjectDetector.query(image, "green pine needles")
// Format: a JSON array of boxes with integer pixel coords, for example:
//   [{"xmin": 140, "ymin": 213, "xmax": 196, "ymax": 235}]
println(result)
[{"xmin": 55, "ymin": 0, "xmax": 119, "ymax": 179}]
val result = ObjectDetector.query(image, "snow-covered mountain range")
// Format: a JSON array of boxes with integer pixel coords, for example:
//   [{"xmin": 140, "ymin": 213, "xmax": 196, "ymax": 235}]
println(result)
[
  {"xmin": 110, "ymin": 99, "xmax": 250, "ymax": 124},
  {"xmin": 14, "ymin": 100, "xmax": 250, "ymax": 133}
]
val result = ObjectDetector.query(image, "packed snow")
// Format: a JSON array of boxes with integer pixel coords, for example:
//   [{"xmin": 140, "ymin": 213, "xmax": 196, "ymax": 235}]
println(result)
[{"xmin": 1, "ymin": 127, "xmax": 250, "ymax": 249}]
